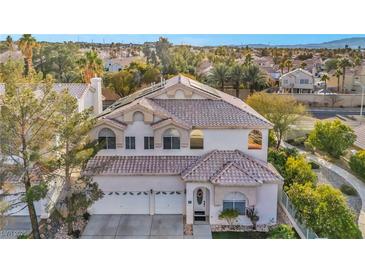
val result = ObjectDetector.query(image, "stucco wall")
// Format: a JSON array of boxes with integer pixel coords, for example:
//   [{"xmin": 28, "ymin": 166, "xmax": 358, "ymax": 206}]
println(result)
[
  {"xmin": 276, "ymin": 93, "xmax": 363, "ymax": 107},
  {"xmin": 96, "ymin": 122, "xmax": 269, "ymax": 162}
]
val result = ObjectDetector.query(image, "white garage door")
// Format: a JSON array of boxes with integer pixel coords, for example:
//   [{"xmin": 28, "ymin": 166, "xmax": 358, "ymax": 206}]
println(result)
[
  {"xmin": 155, "ymin": 191, "xmax": 185, "ymax": 214},
  {"xmin": 91, "ymin": 191, "xmax": 150, "ymax": 214}
]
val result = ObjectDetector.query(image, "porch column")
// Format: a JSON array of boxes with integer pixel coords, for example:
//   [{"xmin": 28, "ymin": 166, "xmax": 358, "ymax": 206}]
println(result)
[{"xmin": 185, "ymin": 183, "xmax": 194, "ymax": 224}]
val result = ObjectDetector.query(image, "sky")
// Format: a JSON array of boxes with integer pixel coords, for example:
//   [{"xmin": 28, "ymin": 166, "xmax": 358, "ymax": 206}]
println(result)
[{"xmin": 1, "ymin": 34, "xmax": 365, "ymax": 46}]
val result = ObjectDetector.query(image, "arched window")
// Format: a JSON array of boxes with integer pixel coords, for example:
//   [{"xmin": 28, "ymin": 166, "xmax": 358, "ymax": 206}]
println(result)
[
  {"xmin": 98, "ymin": 128, "xmax": 116, "ymax": 149},
  {"xmin": 133, "ymin": 111, "xmax": 144, "ymax": 122},
  {"xmin": 163, "ymin": 128, "xmax": 180, "ymax": 149},
  {"xmin": 190, "ymin": 129, "xmax": 204, "ymax": 149},
  {"xmin": 223, "ymin": 192, "xmax": 246, "ymax": 215},
  {"xmin": 248, "ymin": 130, "xmax": 262, "ymax": 150}
]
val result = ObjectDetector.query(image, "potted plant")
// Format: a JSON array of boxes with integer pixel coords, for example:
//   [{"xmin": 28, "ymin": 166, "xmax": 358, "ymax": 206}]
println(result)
[{"xmin": 246, "ymin": 207, "xmax": 259, "ymax": 230}]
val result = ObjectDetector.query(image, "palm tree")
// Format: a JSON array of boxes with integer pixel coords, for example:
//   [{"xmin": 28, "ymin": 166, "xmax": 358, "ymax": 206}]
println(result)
[
  {"xmin": 18, "ymin": 34, "xmax": 38, "ymax": 75},
  {"xmin": 243, "ymin": 64, "xmax": 268, "ymax": 95},
  {"xmin": 78, "ymin": 50, "xmax": 104, "ymax": 83},
  {"xmin": 300, "ymin": 62, "xmax": 307, "ymax": 69},
  {"xmin": 320, "ymin": 73, "xmax": 330, "ymax": 90},
  {"xmin": 338, "ymin": 58, "xmax": 352, "ymax": 93},
  {"xmin": 6, "ymin": 35, "xmax": 14, "ymax": 52},
  {"xmin": 279, "ymin": 60, "xmax": 286, "ymax": 75},
  {"xmin": 334, "ymin": 68, "xmax": 343, "ymax": 93},
  {"xmin": 208, "ymin": 63, "xmax": 230, "ymax": 91},
  {"xmin": 285, "ymin": 59, "xmax": 293, "ymax": 73},
  {"xmin": 229, "ymin": 63, "xmax": 245, "ymax": 98},
  {"xmin": 244, "ymin": 53, "xmax": 253, "ymax": 66}
]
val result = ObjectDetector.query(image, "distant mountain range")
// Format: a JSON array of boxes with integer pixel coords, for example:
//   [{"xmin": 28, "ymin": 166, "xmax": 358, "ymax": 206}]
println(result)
[{"xmin": 244, "ymin": 37, "xmax": 365, "ymax": 49}]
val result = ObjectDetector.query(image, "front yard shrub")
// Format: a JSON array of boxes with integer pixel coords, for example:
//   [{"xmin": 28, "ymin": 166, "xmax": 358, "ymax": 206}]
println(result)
[
  {"xmin": 268, "ymin": 224, "xmax": 296, "ymax": 239},
  {"xmin": 268, "ymin": 147, "xmax": 298, "ymax": 176},
  {"xmin": 349, "ymin": 150, "xmax": 365, "ymax": 180},
  {"xmin": 340, "ymin": 184, "xmax": 357, "ymax": 196},
  {"xmin": 287, "ymin": 183, "xmax": 362, "ymax": 239},
  {"xmin": 284, "ymin": 155, "xmax": 317, "ymax": 188},
  {"xmin": 287, "ymin": 136, "xmax": 307, "ymax": 147},
  {"xmin": 309, "ymin": 161, "xmax": 320, "ymax": 170},
  {"xmin": 307, "ymin": 120, "xmax": 356, "ymax": 158},
  {"xmin": 219, "ymin": 209, "xmax": 239, "ymax": 226}
]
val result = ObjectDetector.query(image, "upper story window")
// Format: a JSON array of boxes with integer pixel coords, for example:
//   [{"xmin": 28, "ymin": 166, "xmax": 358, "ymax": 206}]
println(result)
[
  {"xmin": 133, "ymin": 111, "xmax": 144, "ymax": 122},
  {"xmin": 190, "ymin": 129, "xmax": 204, "ymax": 149},
  {"xmin": 163, "ymin": 128, "xmax": 180, "ymax": 150},
  {"xmin": 248, "ymin": 130, "xmax": 262, "ymax": 150},
  {"xmin": 300, "ymin": 79, "xmax": 309, "ymax": 84},
  {"xmin": 144, "ymin": 136, "xmax": 154, "ymax": 150},
  {"xmin": 98, "ymin": 128, "xmax": 116, "ymax": 149},
  {"xmin": 283, "ymin": 79, "xmax": 289, "ymax": 84},
  {"xmin": 125, "ymin": 136, "xmax": 136, "ymax": 149}
]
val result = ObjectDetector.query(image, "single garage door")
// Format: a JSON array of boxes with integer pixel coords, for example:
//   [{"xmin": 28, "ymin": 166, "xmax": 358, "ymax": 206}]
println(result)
[
  {"xmin": 155, "ymin": 191, "xmax": 185, "ymax": 214},
  {"xmin": 91, "ymin": 191, "xmax": 150, "ymax": 214}
]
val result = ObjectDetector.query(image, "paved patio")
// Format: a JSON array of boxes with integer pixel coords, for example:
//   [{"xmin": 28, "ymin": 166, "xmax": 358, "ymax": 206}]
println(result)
[{"xmin": 81, "ymin": 214, "xmax": 184, "ymax": 239}]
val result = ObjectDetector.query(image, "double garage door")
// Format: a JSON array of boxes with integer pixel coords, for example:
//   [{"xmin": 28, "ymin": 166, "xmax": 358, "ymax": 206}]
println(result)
[{"xmin": 91, "ymin": 190, "xmax": 185, "ymax": 215}]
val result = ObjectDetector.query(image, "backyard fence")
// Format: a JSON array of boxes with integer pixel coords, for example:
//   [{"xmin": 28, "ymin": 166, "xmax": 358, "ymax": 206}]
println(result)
[{"xmin": 279, "ymin": 190, "xmax": 319, "ymax": 239}]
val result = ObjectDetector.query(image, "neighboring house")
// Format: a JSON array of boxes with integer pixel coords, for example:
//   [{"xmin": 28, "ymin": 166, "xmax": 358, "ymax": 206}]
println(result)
[
  {"xmin": 327, "ymin": 64, "xmax": 365, "ymax": 93},
  {"xmin": 0, "ymin": 78, "xmax": 103, "ymax": 218},
  {"xmin": 102, "ymin": 87, "xmax": 120, "ymax": 110},
  {"xmin": 0, "ymin": 78, "xmax": 103, "ymax": 115},
  {"xmin": 279, "ymin": 68, "xmax": 315, "ymax": 93},
  {"xmin": 84, "ymin": 75, "xmax": 283, "ymax": 227},
  {"xmin": 354, "ymin": 124, "xmax": 365, "ymax": 150}
]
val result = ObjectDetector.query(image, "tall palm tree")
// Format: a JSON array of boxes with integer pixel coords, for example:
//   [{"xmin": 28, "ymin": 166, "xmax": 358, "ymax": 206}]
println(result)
[
  {"xmin": 208, "ymin": 63, "xmax": 230, "ymax": 91},
  {"xmin": 18, "ymin": 34, "xmax": 38, "ymax": 75},
  {"xmin": 6, "ymin": 35, "xmax": 14, "ymax": 52},
  {"xmin": 334, "ymin": 68, "xmax": 343, "ymax": 93},
  {"xmin": 320, "ymin": 73, "xmax": 330, "ymax": 90},
  {"xmin": 229, "ymin": 63, "xmax": 245, "ymax": 97},
  {"xmin": 244, "ymin": 53, "xmax": 253, "ymax": 66},
  {"xmin": 279, "ymin": 60, "xmax": 286, "ymax": 75},
  {"xmin": 285, "ymin": 59, "xmax": 293, "ymax": 73},
  {"xmin": 78, "ymin": 50, "xmax": 104, "ymax": 83},
  {"xmin": 338, "ymin": 58, "xmax": 352, "ymax": 93},
  {"xmin": 243, "ymin": 64, "xmax": 268, "ymax": 95}
]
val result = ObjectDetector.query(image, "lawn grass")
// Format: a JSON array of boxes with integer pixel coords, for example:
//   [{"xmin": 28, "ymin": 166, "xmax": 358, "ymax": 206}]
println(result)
[{"xmin": 212, "ymin": 231, "xmax": 268, "ymax": 239}]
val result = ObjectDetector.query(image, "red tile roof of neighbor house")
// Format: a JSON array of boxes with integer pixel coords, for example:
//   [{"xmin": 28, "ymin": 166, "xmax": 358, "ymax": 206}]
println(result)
[{"xmin": 84, "ymin": 150, "xmax": 282, "ymax": 185}]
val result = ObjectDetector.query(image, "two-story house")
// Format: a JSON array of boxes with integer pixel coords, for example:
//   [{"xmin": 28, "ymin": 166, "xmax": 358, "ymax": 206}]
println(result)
[
  {"xmin": 85, "ymin": 75, "xmax": 282, "ymax": 227},
  {"xmin": 279, "ymin": 68, "xmax": 315, "ymax": 93}
]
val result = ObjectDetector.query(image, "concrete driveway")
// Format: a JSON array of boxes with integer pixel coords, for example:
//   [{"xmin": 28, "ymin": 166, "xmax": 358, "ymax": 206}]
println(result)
[{"xmin": 81, "ymin": 214, "xmax": 183, "ymax": 239}]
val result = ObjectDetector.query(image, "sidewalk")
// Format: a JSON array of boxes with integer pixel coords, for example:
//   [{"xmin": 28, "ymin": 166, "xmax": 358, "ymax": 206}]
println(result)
[{"xmin": 285, "ymin": 143, "xmax": 365, "ymax": 238}]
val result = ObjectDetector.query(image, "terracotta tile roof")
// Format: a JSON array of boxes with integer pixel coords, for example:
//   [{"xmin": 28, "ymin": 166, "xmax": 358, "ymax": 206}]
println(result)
[
  {"xmin": 84, "ymin": 155, "xmax": 200, "ymax": 176},
  {"xmin": 210, "ymin": 162, "xmax": 263, "ymax": 186},
  {"xmin": 85, "ymin": 150, "xmax": 282, "ymax": 185},
  {"xmin": 181, "ymin": 150, "xmax": 281, "ymax": 184},
  {"xmin": 152, "ymin": 99, "xmax": 272, "ymax": 128},
  {"xmin": 354, "ymin": 124, "xmax": 365, "ymax": 149}
]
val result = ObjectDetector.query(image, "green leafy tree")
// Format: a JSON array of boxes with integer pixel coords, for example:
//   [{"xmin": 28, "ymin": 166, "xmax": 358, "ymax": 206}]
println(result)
[
  {"xmin": 246, "ymin": 93, "xmax": 306, "ymax": 148},
  {"xmin": 268, "ymin": 147, "xmax": 298, "ymax": 176},
  {"xmin": 47, "ymin": 90, "xmax": 100, "ymax": 234},
  {"xmin": 307, "ymin": 120, "xmax": 356, "ymax": 158},
  {"xmin": 268, "ymin": 224, "xmax": 296, "ymax": 239},
  {"xmin": 284, "ymin": 155, "xmax": 317, "ymax": 188},
  {"xmin": 287, "ymin": 183, "xmax": 362, "ymax": 239},
  {"xmin": 0, "ymin": 60, "xmax": 58, "ymax": 238},
  {"xmin": 243, "ymin": 64, "xmax": 268, "ymax": 94},
  {"xmin": 324, "ymin": 58, "xmax": 338, "ymax": 72},
  {"xmin": 349, "ymin": 150, "xmax": 365, "ymax": 180},
  {"xmin": 208, "ymin": 63, "xmax": 230, "ymax": 91}
]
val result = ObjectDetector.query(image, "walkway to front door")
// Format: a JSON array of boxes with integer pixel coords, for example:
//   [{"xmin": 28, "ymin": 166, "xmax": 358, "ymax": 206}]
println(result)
[{"xmin": 82, "ymin": 214, "xmax": 184, "ymax": 239}]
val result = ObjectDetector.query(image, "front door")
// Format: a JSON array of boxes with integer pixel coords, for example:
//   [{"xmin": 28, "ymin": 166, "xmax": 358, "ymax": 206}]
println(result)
[{"xmin": 194, "ymin": 188, "xmax": 207, "ymax": 222}]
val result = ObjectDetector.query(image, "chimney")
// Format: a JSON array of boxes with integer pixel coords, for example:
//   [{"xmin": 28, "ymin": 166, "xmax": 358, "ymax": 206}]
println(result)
[{"xmin": 90, "ymin": 77, "xmax": 102, "ymax": 115}]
